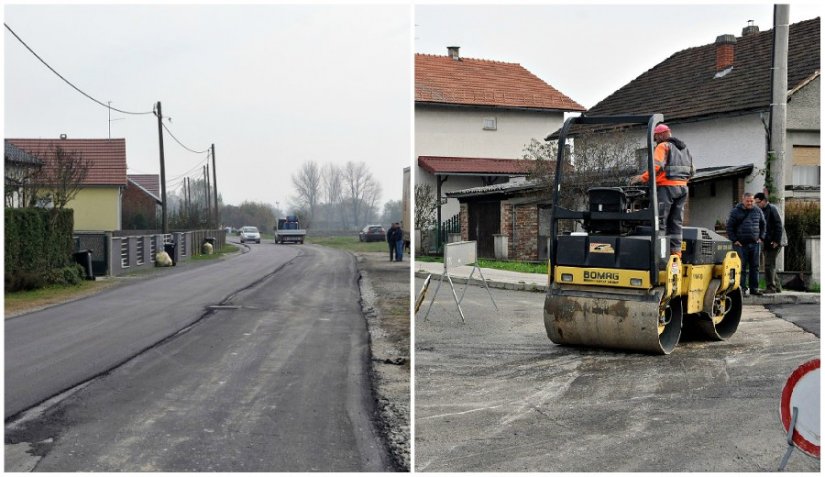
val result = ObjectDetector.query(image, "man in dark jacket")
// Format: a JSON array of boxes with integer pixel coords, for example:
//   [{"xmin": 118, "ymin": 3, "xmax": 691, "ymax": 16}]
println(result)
[
  {"xmin": 386, "ymin": 223, "xmax": 396, "ymax": 261},
  {"xmin": 394, "ymin": 223, "xmax": 404, "ymax": 262},
  {"xmin": 726, "ymin": 192, "xmax": 766, "ymax": 296},
  {"xmin": 754, "ymin": 192, "xmax": 783, "ymax": 293}
]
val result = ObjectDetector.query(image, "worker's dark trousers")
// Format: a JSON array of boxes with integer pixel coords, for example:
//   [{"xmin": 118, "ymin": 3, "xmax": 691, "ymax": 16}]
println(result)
[
  {"xmin": 657, "ymin": 185, "xmax": 688, "ymax": 254},
  {"xmin": 388, "ymin": 242, "xmax": 395, "ymax": 261},
  {"xmin": 734, "ymin": 241, "xmax": 761, "ymax": 292},
  {"xmin": 763, "ymin": 244, "xmax": 782, "ymax": 291}
]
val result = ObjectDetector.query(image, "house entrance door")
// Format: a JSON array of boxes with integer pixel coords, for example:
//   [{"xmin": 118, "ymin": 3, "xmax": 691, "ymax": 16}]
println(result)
[{"xmin": 468, "ymin": 201, "xmax": 500, "ymax": 258}]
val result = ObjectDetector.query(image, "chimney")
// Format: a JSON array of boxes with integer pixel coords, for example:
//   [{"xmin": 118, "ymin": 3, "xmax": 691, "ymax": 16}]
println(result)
[
  {"xmin": 715, "ymin": 34, "xmax": 736, "ymax": 71},
  {"xmin": 447, "ymin": 46, "xmax": 460, "ymax": 60},
  {"xmin": 742, "ymin": 20, "xmax": 760, "ymax": 37}
]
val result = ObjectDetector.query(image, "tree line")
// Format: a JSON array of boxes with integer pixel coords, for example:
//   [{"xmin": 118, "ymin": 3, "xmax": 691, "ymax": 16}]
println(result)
[{"xmin": 290, "ymin": 160, "xmax": 395, "ymax": 230}]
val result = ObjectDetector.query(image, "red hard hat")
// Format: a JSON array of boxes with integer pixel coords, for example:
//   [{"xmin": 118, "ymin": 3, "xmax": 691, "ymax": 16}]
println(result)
[{"xmin": 654, "ymin": 124, "xmax": 670, "ymax": 134}]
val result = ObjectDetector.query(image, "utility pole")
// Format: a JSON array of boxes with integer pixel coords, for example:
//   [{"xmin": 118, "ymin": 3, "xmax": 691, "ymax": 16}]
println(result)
[
  {"xmin": 203, "ymin": 165, "xmax": 210, "ymax": 226},
  {"xmin": 211, "ymin": 144, "xmax": 219, "ymax": 227},
  {"xmin": 156, "ymin": 101, "xmax": 168, "ymax": 234},
  {"xmin": 770, "ymin": 4, "xmax": 789, "ymax": 270},
  {"xmin": 186, "ymin": 177, "xmax": 192, "ymax": 227},
  {"xmin": 205, "ymin": 162, "xmax": 212, "ymax": 227}
]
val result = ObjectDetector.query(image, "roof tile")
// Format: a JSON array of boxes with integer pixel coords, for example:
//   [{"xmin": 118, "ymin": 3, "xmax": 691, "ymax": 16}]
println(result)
[
  {"xmin": 416, "ymin": 54, "xmax": 585, "ymax": 112},
  {"xmin": 419, "ymin": 156, "xmax": 533, "ymax": 175},
  {"xmin": 5, "ymin": 138, "xmax": 127, "ymax": 186},
  {"xmin": 587, "ymin": 18, "xmax": 820, "ymax": 120}
]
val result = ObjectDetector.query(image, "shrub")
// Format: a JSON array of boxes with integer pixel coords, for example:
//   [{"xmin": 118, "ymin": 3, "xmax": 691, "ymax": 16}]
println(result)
[
  {"xmin": 784, "ymin": 200, "xmax": 819, "ymax": 272},
  {"xmin": 4, "ymin": 208, "xmax": 76, "ymax": 291},
  {"xmin": 5, "ymin": 270, "xmax": 46, "ymax": 292}
]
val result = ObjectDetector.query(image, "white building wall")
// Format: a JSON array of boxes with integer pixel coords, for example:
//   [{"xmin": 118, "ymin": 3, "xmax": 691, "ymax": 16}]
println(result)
[
  {"xmin": 415, "ymin": 105, "xmax": 566, "ymax": 230},
  {"xmin": 688, "ymin": 180, "xmax": 739, "ymax": 231},
  {"xmin": 415, "ymin": 106, "xmax": 565, "ymax": 159},
  {"xmin": 673, "ymin": 114, "xmax": 767, "ymax": 194}
]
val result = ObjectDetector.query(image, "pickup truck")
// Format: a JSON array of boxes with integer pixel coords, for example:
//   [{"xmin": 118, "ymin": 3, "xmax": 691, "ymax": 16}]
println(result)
[{"xmin": 274, "ymin": 216, "xmax": 306, "ymax": 244}]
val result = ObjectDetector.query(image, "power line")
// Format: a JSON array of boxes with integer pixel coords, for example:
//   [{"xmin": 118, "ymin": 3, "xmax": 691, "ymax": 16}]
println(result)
[
  {"xmin": 4, "ymin": 22, "xmax": 154, "ymax": 116},
  {"xmin": 161, "ymin": 121, "xmax": 210, "ymax": 154},
  {"xmin": 166, "ymin": 155, "xmax": 210, "ymax": 182}
]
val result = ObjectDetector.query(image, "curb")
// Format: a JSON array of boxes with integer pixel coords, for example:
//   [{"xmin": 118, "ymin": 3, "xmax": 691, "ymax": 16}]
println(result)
[{"xmin": 415, "ymin": 270, "xmax": 820, "ymax": 304}]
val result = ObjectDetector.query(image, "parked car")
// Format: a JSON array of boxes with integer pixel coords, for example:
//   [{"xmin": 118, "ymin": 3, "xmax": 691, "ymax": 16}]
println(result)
[
  {"xmin": 239, "ymin": 226, "xmax": 261, "ymax": 244},
  {"xmin": 359, "ymin": 225, "xmax": 386, "ymax": 242}
]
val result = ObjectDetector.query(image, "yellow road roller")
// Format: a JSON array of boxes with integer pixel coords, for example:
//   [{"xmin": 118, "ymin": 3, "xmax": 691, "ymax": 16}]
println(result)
[{"xmin": 543, "ymin": 115, "xmax": 743, "ymax": 354}]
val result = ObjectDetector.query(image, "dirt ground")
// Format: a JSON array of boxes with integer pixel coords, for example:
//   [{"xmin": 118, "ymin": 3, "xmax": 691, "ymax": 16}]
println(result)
[{"xmin": 355, "ymin": 252, "xmax": 411, "ymax": 471}]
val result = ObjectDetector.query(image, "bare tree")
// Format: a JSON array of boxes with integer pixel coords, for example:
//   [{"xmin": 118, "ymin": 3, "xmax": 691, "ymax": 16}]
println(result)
[
  {"xmin": 321, "ymin": 163, "xmax": 343, "ymax": 228},
  {"xmin": 342, "ymin": 161, "xmax": 381, "ymax": 227},
  {"xmin": 291, "ymin": 161, "xmax": 322, "ymax": 222},
  {"xmin": 25, "ymin": 145, "xmax": 92, "ymax": 209},
  {"xmin": 4, "ymin": 160, "xmax": 42, "ymax": 208},
  {"xmin": 525, "ymin": 130, "xmax": 640, "ymax": 210}
]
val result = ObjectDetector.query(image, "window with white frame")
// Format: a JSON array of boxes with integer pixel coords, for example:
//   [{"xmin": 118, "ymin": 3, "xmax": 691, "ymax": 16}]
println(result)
[
  {"xmin": 483, "ymin": 117, "xmax": 497, "ymax": 131},
  {"xmin": 792, "ymin": 145, "xmax": 820, "ymax": 186}
]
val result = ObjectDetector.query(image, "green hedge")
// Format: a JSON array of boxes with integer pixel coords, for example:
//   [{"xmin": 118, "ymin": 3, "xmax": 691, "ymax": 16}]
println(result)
[
  {"xmin": 5, "ymin": 208, "xmax": 75, "ymax": 291},
  {"xmin": 784, "ymin": 201, "xmax": 820, "ymax": 272}
]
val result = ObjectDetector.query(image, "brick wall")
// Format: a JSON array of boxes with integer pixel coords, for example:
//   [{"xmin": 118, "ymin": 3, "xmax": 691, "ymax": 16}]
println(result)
[
  {"xmin": 513, "ymin": 204, "xmax": 539, "ymax": 261},
  {"xmin": 500, "ymin": 201, "xmax": 512, "ymax": 256},
  {"xmin": 122, "ymin": 183, "xmax": 159, "ymax": 229},
  {"xmin": 497, "ymin": 201, "xmax": 541, "ymax": 261}
]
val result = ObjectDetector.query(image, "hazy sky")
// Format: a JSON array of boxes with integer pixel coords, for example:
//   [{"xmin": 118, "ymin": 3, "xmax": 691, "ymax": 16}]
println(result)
[
  {"xmin": 4, "ymin": 4, "xmax": 411, "ymax": 209},
  {"xmin": 4, "ymin": 3, "xmax": 822, "ymax": 209},
  {"xmin": 416, "ymin": 3, "xmax": 822, "ymax": 110}
]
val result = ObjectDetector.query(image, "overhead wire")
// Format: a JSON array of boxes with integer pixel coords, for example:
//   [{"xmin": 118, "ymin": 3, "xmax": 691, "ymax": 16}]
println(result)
[
  {"xmin": 4, "ymin": 22, "xmax": 154, "ymax": 116},
  {"xmin": 7, "ymin": 21, "xmax": 219, "ymax": 207},
  {"xmin": 161, "ymin": 121, "xmax": 210, "ymax": 154},
  {"xmin": 166, "ymin": 154, "xmax": 210, "ymax": 183}
]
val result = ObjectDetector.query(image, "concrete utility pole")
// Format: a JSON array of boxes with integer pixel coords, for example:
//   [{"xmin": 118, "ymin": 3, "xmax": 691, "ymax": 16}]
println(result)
[
  {"xmin": 156, "ymin": 101, "xmax": 168, "ymax": 234},
  {"xmin": 211, "ymin": 144, "xmax": 219, "ymax": 227},
  {"xmin": 770, "ymin": 4, "xmax": 789, "ymax": 270}
]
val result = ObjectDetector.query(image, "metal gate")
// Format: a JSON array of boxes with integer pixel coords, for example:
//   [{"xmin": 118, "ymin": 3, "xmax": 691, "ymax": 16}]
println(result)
[{"xmin": 468, "ymin": 201, "xmax": 500, "ymax": 258}]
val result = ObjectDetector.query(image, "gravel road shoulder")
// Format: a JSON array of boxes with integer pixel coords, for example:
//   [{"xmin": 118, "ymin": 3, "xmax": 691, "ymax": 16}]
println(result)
[{"xmin": 355, "ymin": 252, "xmax": 410, "ymax": 471}]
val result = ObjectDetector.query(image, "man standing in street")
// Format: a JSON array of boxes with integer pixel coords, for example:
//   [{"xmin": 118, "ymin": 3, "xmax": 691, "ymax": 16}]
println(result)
[
  {"xmin": 754, "ymin": 192, "xmax": 783, "ymax": 293},
  {"xmin": 631, "ymin": 123, "xmax": 693, "ymax": 257},
  {"xmin": 386, "ymin": 223, "xmax": 397, "ymax": 261},
  {"xmin": 726, "ymin": 192, "xmax": 766, "ymax": 296},
  {"xmin": 395, "ymin": 222, "xmax": 404, "ymax": 262}
]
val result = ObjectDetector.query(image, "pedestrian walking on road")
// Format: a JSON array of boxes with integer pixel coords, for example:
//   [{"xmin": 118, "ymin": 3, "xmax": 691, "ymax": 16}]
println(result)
[
  {"xmin": 630, "ymin": 123, "xmax": 694, "ymax": 257},
  {"xmin": 754, "ymin": 192, "xmax": 784, "ymax": 293},
  {"xmin": 395, "ymin": 223, "xmax": 405, "ymax": 262},
  {"xmin": 386, "ymin": 223, "xmax": 397, "ymax": 261},
  {"xmin": 726, "ymin": 192, "xmax": 766, "ymax": 296}
]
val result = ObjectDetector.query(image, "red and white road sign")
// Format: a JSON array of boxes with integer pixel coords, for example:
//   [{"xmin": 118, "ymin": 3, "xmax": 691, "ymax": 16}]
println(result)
[{"xmin": 780, "ymin": 358, "xmax": 820, "ymax": 458}]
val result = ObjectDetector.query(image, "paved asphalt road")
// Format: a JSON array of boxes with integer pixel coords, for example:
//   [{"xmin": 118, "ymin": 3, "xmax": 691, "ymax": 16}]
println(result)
[
  {"xmin": 5, "ymin": 243, "xmax": 392, "ymax": 471},
  {"xmin": 415, "ymin": 279, "xmax": 820, "ymax": 472}
]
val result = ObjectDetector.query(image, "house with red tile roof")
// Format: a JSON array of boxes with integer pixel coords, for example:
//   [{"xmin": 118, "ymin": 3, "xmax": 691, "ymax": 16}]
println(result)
[
  {"xmin": 442, "ymin": 18, "xmax": 819, "ymax": 262},
  {"xmin": 582, "ymin": 17, "xmax": 820, "ymax": 229},
  {"xmin": 415, "ymin": 46, "xmax": 585, "ymax": 251},
  {"xmin": 5, "ymin": 137, "xmax": 128, "ymax": 231}
]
